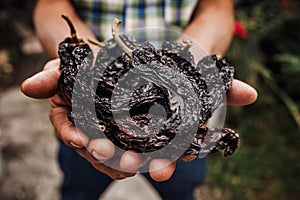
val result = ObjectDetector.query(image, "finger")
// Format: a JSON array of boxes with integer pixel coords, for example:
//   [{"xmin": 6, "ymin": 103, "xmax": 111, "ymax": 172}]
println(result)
[
  {"xmin": 75, "ymin": 148, "xmax": 136, "ymax": 180},
  {"xmin": 227, "ymin": 79, "xmax": 258, "ymax": 106},
  {"xmin": 87, "ymin": 138, "xmax": 115, "ymax": 161},
  {"xmin": 149, "ymin": 159, "xmax": 176, "ymax": 182},
  {"xmin": 119, "ymin": 150, "xmax": 141, "ymax": 173},
  {"xmin": 49, "ymin": 103, "xmax": 89, "ymax": 148},
  {"xmin": 21, "ymin": 59, "xmax": 60, "ymax": 99}
]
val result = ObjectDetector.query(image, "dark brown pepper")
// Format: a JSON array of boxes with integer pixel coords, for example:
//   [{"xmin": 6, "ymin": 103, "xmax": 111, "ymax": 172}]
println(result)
[{"xmin": 58, "ymin": 16, "xmax": 239, "ymax": 159}]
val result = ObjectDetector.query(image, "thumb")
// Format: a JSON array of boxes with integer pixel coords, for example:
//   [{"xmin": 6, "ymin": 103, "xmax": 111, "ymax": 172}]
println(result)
[{"xmin": 21, "ymin": 59, "xmax": 60, "ymax": 99}]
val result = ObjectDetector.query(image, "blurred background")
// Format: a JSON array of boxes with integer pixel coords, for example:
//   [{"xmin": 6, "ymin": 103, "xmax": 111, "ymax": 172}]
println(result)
[{"xmin": 0, "ymin": 0, "xmax": 300, "ymax": 199}]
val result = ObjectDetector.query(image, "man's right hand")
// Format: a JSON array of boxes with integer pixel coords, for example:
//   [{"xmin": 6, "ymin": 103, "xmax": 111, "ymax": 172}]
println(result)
[{"xmin": 21, "ymin": 59, "xmax": 177, "ymax": 181}]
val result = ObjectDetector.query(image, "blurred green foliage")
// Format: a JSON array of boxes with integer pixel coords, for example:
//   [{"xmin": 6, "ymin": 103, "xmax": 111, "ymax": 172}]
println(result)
[{"xmin": 205, "ymin": 0, "xmax": 300, "ymax": 199}]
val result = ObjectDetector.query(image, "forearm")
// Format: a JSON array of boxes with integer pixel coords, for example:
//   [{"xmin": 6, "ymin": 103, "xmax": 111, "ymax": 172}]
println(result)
[
  {"xmin": 33, "ymin": 0, "xmax": 96, "ymax": 58},
  {"xmin": 183, "ymin": 0, "xmax": 234, "ymax": 57}
]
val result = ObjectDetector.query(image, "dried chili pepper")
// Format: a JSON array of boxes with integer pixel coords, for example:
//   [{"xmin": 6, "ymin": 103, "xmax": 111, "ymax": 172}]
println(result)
[
  {"xmin": 58, "ymin": 15, "xmax": 92, "ymax": 106},
  {"xmin": 58, "ymin": 17, "xmax": 239, "ymax": 159}
]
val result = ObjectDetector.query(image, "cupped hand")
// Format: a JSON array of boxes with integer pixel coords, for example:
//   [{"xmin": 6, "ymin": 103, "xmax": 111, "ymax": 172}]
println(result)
[{"xmin": 21, "ymin": 58, "xmax": 257, "ymax": 181}]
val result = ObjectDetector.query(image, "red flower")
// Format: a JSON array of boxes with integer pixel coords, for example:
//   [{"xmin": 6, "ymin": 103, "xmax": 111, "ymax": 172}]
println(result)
[
  {"xmin": 281, "ymin": 0, "xmax": 290, "ymax": 8},
  {"xmin": 234, "ymin": 21, "xmax": 248, "ymax": 40}
]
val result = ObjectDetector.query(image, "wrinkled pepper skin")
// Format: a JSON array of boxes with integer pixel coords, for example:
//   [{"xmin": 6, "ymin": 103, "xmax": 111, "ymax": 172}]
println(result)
[{"xmin": 58, "ymin": 16, "xmax": 239, "ymax": 159}]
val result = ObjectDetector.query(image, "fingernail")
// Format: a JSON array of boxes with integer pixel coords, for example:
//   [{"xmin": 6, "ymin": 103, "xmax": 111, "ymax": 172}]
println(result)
[
  {"xmin": 69, "ymin": 141, "xmax": 83, "ymax": 149},
  {"xmin": 91, "ymin": 150, "xmax": 108, "ymax": 161}
]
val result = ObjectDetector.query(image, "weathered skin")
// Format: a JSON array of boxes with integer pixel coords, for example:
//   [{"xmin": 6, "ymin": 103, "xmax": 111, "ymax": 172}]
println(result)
[{"xmin": 58, "ymin": 16, "xmax": 239, "ymax": 159}]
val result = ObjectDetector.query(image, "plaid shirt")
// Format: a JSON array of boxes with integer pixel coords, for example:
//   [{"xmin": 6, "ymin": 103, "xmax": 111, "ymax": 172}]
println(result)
[{"xmin": 71, "ymin": 0, "xmax": 199, "ymax": 41}]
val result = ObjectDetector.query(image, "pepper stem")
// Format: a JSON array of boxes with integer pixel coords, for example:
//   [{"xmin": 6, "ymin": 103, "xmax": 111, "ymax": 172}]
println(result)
[
  {"xmin": 112, "ymin": 18, "xmax": 132, "ymax": 57},
  {"xmin": 182, "ymin": 39, "xmax": 193, "ymax": 51},
  {"xmin": 61, "ymin": 15, "xmax": 79, "ymax": 43}
]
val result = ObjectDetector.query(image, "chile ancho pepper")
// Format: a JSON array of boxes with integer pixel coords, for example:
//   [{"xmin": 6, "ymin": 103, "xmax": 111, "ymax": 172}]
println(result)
[{"xmin": 58, "ymin": 16, "xmax": 239, "ymax": 159}]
